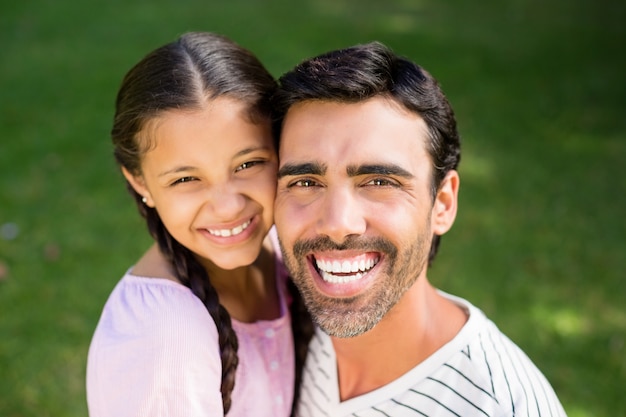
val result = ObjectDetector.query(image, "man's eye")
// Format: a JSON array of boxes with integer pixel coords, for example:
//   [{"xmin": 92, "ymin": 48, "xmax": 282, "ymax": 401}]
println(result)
[
  {"xmin": 366, "ymin": 178, "xmax": 397, "ymax": 187},
  {"xmin": 291, "ymin": 179, "xmax": 318, "ymax": 188}
]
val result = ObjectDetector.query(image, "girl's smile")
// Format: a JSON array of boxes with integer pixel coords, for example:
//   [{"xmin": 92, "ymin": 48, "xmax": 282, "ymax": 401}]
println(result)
[{"xmin": 124, "ymin": 96, "xmax": 277, "ymax": 271}]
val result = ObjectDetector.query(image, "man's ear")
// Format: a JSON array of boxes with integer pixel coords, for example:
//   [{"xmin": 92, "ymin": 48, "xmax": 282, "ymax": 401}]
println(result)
[
  {"xmin": 121, "ymin": 167, "xmax": 154, "ymax": 207},
  {"xmin": 431, "ymin": 170, "xmax": 459, "ymax": 236}
]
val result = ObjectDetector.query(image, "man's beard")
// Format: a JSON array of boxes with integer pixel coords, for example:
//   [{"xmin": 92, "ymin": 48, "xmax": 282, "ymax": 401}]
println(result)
[{"xmin": 280, "ymin": 232, "xmax": 430, "ymax": 338}]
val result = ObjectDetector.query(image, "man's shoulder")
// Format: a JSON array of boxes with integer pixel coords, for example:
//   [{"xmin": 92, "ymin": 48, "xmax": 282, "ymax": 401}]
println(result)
[
  {"xmin": 297, "ymin": 296, "xmax": 566, "ymax": 417},
  {"xmin": 437, "ymin": 298, "xmax": 567, "ymax": 417}
]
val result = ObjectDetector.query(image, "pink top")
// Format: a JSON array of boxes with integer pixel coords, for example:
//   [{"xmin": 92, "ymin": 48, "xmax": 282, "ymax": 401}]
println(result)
[{"xmin": 86, "ymin": 243, "xmax": 294, "ymax": 416}]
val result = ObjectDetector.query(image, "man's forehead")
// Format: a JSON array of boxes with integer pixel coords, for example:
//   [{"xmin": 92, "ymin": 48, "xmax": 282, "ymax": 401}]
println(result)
[{"xmin": 278, "ymin": 97, "xmax": 431, "ymax": 169}]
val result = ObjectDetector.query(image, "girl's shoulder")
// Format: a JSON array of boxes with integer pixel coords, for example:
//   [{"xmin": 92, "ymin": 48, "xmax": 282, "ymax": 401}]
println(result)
[
  {"xmin": 87, "ymin": 272, "xmax": 224, "ymax": 416},
  {"xmin": 97, "ymin": 271, "xmax": 219, "ymax": 346}
]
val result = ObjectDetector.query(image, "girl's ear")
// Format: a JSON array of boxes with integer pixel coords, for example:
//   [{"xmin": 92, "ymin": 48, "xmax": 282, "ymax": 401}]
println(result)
[
  {"xmin": 121, "ymin": 167, "xmax": 154, "ymax": 207},
  {"xmin": 431, "ymin": 170, "xmax": 459, "ymax": 236}
]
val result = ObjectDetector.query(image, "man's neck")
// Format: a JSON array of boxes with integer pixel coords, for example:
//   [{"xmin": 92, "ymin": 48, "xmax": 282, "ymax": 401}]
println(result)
[{"xmin": 330, "ymin": 277, "xmax": 467, "ymax": 401}]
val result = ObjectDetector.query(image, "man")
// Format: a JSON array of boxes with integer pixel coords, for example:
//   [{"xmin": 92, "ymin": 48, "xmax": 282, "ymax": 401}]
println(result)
[{"xmin": 272, "ymin": 42, "xmax": 567, "ymax": 416}]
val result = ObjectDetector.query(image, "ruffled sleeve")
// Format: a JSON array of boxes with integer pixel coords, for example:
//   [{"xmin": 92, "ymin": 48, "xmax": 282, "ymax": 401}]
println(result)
[{"xmin": 87, "ymin": 274, "xmax": 223, "ymax": 417}]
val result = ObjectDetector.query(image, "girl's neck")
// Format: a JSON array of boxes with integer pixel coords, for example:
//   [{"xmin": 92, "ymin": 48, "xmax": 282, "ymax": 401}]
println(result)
[
  {"xmin": 206, "ymin": 248, "xmax": 280, "ymax": 323},
  {"xmin": 132, "ymin": 242, "xmax": 281, "ymax": 323}
]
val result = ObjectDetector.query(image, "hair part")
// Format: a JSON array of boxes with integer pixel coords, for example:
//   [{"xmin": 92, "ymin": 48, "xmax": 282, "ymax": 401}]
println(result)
[
  {"xmin": 113, "ymin": 32, "xmax": 276, "ymax": 176},
  {"xmin": 272, "ymin": 41, "xmax": 461, "ymax": 265}
]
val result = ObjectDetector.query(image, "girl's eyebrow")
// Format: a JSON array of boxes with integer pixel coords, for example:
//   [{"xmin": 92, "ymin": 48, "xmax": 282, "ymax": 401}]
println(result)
[
  {"xmin": 158, "ymin": 146, "xmax": 273, "ymax": 177},
  {"xmin": 234, "ymin": 145, "xmax": 272, "ymax": 158},
  {"xmin": 158, "ymin": 166, "xmax": 197, "ymax": 177},
  {"xmin": 346, "ymin": 163, "xmax": 414, "ymax": 178}
]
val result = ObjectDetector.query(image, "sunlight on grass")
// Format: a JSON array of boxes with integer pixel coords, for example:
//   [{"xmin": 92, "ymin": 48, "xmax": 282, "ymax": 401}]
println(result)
[
  {"xmin": 460, "ymin": 148, "xmax": 495, "ymax": 181},
  {"xmin": 567, "ymin": 406, "xmax": 598, "ymax": 417},
  {"xmin": 307, "ymin": 0, "xmax": 428, "ymax": 36},
  {"xmin": 1, "ymin": 0, "xmax": 623, "ymax": 416},
  {"xmin": 531, "ymin": 305, "xmax": 590, "ymax": 337},
  {"xmin": 380, "ymin": 14, "xmax": 419, "ymax": 33}
]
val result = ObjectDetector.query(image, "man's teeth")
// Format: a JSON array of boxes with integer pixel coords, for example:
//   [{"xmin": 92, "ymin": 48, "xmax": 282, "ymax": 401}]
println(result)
[
  {"xmin": 315, "ymin": 257, "xmax": 379, "ymax": 283},
  {"xmin": 317, "ymin": 258, "xmax": 378, "ymax": 274},
  {"xmin": 208, "ymin": 220, "xmax": 251, "ymax": 237}
]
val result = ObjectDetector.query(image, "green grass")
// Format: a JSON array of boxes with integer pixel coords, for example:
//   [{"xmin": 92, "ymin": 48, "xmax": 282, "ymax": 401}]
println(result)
[{"xmin": 1, "ymin": 0, "xmax": 624, "ymax": 415}]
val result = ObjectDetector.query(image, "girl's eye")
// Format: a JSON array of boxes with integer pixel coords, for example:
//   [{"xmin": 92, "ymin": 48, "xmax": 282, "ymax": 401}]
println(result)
[
  {"xmin": 171, "ymin": 176, "xmax": 196, "ymax": 186},
  {"xmin": 236, "ymin": 160, "xmax": 264, "ymax": 172}
]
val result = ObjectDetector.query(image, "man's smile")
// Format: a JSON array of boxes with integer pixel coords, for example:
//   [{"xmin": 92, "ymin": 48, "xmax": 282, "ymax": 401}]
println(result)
[{"xmin": 313, "ymin": 253, "xmax": 380, "ymax": 284}]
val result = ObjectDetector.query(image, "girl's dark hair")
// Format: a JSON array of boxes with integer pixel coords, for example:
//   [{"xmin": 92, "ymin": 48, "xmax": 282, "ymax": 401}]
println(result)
[
  {"xmin": 111, "ymin": 31, "xmax": 312, "ymax": 414},
  {"xmin": 272, "ymin": 41, "xmax": 461, "ymax": 266}
]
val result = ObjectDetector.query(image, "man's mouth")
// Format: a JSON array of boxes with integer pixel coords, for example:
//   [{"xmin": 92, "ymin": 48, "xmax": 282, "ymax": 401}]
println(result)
[{"xmin": 313, "ymin": 254, "xmax": 380, "ymax": 284}]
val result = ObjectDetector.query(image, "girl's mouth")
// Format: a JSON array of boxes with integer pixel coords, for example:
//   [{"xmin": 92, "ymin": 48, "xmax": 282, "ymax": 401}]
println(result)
[{"xmin": 207, "ymin": 218, "xmax": 252, "ymax": 237}]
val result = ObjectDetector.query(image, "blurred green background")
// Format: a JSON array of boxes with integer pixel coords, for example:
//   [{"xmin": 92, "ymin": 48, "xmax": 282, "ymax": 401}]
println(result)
[{"xmin": 1, "ymin": 0, "xmax": 624, "ymax": 415}]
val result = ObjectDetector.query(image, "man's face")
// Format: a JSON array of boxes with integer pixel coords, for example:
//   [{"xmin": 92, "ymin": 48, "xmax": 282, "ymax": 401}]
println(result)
[{"xmin": 275, "ymin": 97, "xmax": 441, "ymax": 337}]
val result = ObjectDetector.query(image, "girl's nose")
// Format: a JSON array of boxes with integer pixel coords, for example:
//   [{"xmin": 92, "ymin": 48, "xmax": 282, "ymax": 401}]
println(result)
[{"xmin": 207, "ymin": 184, "xmax": 246, "ymax": 220}]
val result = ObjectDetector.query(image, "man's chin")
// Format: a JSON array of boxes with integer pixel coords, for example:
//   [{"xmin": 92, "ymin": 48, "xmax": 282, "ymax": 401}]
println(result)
[
  {"xmin": 316, "ymin": 313, "xmax": 383, "ymax": 338},
  {"xmin": 307, "ymin": 298, "xmax": 385, "ymax": 338}
]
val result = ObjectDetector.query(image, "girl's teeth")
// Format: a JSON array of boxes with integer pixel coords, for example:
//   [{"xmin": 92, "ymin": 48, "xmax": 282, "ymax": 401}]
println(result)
[{"xmin": 209, "ymin": 220, "xmax": 251, "ymax": 237}]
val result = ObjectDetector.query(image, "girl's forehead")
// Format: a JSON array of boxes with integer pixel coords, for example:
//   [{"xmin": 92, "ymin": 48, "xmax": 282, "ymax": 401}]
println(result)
[{"xmin": 138, "ymin": 104, "xmax": 274, "ymax": 172}]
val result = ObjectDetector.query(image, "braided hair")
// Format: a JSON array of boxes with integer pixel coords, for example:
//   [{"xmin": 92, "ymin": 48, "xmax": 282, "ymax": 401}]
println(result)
[{"xmin": 111, "ymin": 32, "xmax": 312, "ymax": 413}]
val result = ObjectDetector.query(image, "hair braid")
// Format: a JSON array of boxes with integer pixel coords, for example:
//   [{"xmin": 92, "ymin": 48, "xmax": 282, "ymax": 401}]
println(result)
[
  {"xmin": 112, "ymin": 32, "xmax": 282, "ymax": 414},
  {"xmin": 143, "ymin": 198, "xmax": 239, "ymax": 413},
  {"xmin": 287, "ymin": 279, "xmax": 314, "ymax": 416}
]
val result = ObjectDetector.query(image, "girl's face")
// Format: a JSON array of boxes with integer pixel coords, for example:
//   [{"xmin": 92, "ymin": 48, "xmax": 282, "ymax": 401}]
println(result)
[{"xmin": 125, "ymin": 96, "xmax": 277, "ymax": 271}]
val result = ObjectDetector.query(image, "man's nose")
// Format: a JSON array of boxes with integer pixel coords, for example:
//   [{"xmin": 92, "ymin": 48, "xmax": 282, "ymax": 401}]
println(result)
[{"xmin": 315, "ymin": 187, "xmax": 366, "ymax": 244}]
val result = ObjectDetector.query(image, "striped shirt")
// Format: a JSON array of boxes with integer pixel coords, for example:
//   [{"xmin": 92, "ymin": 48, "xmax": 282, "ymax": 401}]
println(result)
[{"xmin": 295, "ymin": 293, "xmax": 567, "ymax": 417}]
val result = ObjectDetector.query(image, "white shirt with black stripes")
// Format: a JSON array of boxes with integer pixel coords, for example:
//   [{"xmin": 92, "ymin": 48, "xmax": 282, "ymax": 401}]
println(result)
[{"xmin": 295, "ymin": 292, "xmax": 567, "ymax": 417}]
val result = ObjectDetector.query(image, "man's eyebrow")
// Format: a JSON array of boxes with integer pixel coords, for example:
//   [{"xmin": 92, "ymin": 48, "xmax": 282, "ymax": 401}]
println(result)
[
  {"xmin": 347, "ymin": 164, "xmax": 414, "ymax": 179},
  {"xmin": 277, "ymin": 162, "xmax": 327, "ymax": 179}
]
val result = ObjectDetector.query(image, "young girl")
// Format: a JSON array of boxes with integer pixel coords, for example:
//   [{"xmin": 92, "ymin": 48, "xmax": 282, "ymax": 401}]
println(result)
[{"xmin": 87, "ymin": 32, "xmax": 311, "ymax": 417}]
